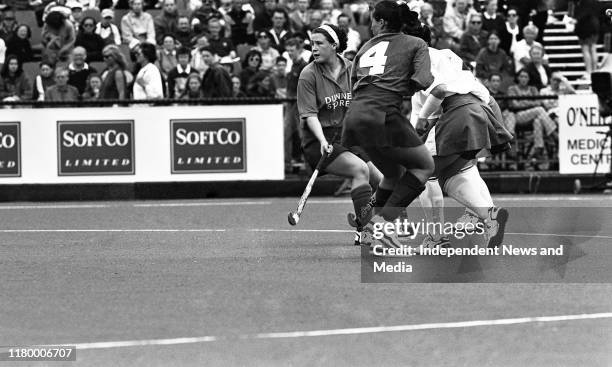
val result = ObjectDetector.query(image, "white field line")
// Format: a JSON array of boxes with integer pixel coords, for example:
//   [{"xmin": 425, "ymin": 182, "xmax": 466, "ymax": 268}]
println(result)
[
  {"xmin": 50, "ymin": 312, "xmax": 612, "ymax": 350},
  {"xmin": 0, "ymin": 229, "xmax": 226, "ymax": 233},
  {"xmin": 132, "ymin": 201, "xmax": 272, "ymax": 207}
]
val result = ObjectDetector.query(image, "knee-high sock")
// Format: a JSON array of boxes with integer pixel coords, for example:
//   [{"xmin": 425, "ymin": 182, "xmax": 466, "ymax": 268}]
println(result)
[
  {"xmin": 351, "ymin": 184, "xmax": 372, "ymax": 223},
  {"xmin": 379, "ymin": 171, "xmax": 425, "ymax": 221},
  {"xmin": 443, "ymin": 165, "xmax": 490, "ymax": 219},
  {"xmin": 419, "ymin": 179, "xmax": 445, "ymax": 239},
  {"xmin": 373, "ymin": 187, "xmax": 393, "ymax": 214}
]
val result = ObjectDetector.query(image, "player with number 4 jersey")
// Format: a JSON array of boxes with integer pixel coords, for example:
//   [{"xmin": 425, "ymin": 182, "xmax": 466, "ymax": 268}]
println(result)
[{"xmin": 341, "ymin": 1, "xmax": 435, "ymax": 251}]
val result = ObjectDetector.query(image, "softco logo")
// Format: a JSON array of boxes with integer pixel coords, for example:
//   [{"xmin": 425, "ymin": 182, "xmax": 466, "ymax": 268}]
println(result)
[
  {"xmin": 0, "ymin": 122, "xmax": 20, "ymax": 177},
  {"xmin": 57, "ymin": 121, "xmax": 135, "ymax": 176},
  {"xmin": 171, "ymin": 119, "xmax": 246, "ymax": 173}
]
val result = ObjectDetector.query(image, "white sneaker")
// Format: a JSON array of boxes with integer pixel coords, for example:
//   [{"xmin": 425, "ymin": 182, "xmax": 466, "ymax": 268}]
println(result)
[
  {"xmin": 484, "ymin": 207, "xmax": 509, "ymax": 248},
  {"xmin": 454, "ymin": 210, "xmax": 480, "ymax": 232}
]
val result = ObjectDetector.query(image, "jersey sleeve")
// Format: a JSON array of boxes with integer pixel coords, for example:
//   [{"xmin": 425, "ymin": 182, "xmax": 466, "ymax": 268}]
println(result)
[
  {"xmin": 409, "ymin": 40, "xmax": 434, "ymax": 92},
  {"xmin": 297, "ymin": 68, "xmax": 319, "ymax": 120}
]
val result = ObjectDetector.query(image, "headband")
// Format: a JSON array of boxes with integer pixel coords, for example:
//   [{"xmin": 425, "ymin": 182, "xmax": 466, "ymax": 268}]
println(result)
[{"xmin": 317, "ymin": 25, "xmax": 339, "ymax": 46}]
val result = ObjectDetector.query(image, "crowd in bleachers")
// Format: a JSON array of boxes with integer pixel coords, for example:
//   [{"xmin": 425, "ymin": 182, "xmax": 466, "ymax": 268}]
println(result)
[{"xmin": 0, "ymin": 0, "xmax": 607, "ymax": 170}]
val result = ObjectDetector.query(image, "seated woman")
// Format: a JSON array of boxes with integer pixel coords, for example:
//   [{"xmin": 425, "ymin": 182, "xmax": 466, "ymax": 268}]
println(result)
[
  {"xmin": 0, "ymin": 55, "xmax": 31, "ymax": 101},
  {"xmin": 507, "ymin": 68, "xmax": 557, "ymax": 167},
  {"xmin": 475, "ymin": 31, "xmax": 513, "ymax": 84}
]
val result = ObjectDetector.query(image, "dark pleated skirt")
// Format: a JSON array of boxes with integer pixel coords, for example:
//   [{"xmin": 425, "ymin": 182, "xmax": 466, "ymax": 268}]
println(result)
[{"xmin": 435, "ymin": 94, "xmax": 513, "ymax": 157}]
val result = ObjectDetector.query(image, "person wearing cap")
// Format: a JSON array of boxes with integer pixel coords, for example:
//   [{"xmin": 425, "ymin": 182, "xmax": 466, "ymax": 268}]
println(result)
[
  {"xmin": 0, "ymin": 8, "xmax": 17, "ymax": 42},
  {"xmin": 254, "ymin": 30, "xmax": 279, "ymax": 71},
  {"xmin": 75, "ymin": 16, "xmax": 105, "ymax": 61},
  {"xmin": 96, "ymin": 8, "xmax": 121, "ymax": 46},
  {"xmin": 67, "ymin": 0, "xmax": 84, "ymax": 31},
  {"xmin": 41, "ymin": 11, "xmax": 76, "ymax": 64},
  {"xmin": 121, "ymin": 0, "xmax": 156, "ymax": 47},
  {"xmin": 42, "ymin": 0, "xmax": 72, "ymax": 24}
]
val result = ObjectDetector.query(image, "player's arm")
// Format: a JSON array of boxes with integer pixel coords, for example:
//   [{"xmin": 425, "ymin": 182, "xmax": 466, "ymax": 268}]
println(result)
[
  {"xmin": 297, "ymin": 70, "xmax": 331, "ymax": 155},
  {"xmin": 416, "ymin": 84, "xmax": 447, "ymax": 136}
]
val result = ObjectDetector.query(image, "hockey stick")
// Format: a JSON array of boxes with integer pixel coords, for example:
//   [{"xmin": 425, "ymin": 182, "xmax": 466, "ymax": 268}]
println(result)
[{"xmin": 288, "ymin": 145, "xmax": 333, "ymax": 225}]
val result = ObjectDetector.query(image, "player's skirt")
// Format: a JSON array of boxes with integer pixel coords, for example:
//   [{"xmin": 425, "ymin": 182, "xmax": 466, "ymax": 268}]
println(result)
[
  {"xmin": 342, "ymin": 85, "xmax": 423, "ymax": 149},
  {"xmin": 434, "ymin": 93, "xmax": 513, "ymax": 158},
  {"xmin": 302, "ymin": 126, "xmax": 371, "ymax": 175}
]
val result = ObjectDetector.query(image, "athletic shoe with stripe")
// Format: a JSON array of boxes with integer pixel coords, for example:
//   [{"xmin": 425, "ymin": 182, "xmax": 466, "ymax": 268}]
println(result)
[{"xmin": 484, "ymin": 207, "xmax": 509, "ymax": 248}]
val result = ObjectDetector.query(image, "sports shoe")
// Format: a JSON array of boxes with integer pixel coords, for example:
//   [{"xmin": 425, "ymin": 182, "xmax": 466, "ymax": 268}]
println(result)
[
  {"xmin": 369, "ymin": 228, "xmax": 406, "ymax": 257},
  {"xmin": 347, "ymin": 196, "xmax": 376, "ymax": 228},
  {"xmin": 484, "ymin": 207, "xmax": 509, "ymax": 248},
  {"xmin": 454, "ymin": 210, "xmax": 480, "ymax": 232},
  {"xmin": 420, "ymin": 234, "xmax": 450, "ymax": 250}
]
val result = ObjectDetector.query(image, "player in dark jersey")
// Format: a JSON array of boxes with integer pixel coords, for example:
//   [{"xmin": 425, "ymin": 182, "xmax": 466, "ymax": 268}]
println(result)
[
  {"xmin": 297, "ymin": 24, "xmax": 382, "ymax": 228},
  {"xmin": 341, "ymin": 1, "xmax": 435, "ymax": 249}
]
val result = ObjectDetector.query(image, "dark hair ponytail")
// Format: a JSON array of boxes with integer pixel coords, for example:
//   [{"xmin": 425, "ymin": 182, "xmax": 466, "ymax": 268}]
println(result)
[{"xmin": 373, "ymin": 1, "xmax": 425, "ymax": 35}]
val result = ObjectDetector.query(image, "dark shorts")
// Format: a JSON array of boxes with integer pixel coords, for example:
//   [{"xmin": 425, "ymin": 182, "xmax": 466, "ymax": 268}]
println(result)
[
  {"xmin": 302, "ymin": 142, "xmax": 371, "ymax": 174},
  {"xmin": 342, "ymin": 85, "xmax": 423, "ymax": 149}
]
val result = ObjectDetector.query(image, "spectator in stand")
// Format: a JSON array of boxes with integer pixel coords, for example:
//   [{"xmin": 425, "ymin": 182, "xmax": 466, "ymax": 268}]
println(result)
[
  {"xmin": 482, "ymin": 0, "xmax": 505, "ymax": 35},
  {"xmin": 336, "ymin": 13, "xmax": 360, "ymax": 55},
  {"xmin": 0, "ymin": 8, "xmax": 18, "ymax": 41},
  {"xmin": 507, "ymin": 68, "xmax": 558, "ymax": 165},
  {"xmin": 68, "ymin": 1, "xmax": 84, "ymax": 32},
  {"xmin": 45, "ymin": 66, "xmax": 80, "ymax": 101},
  {"xmin": 239, "ymin": 48, "xmax": 261, "ymax": 94},
  {"xmin": 306, "ymin": 10, "xmax": 322, "ymax": 40},
  {"xmin": 319, "ymin": 0, "xmax": 341, "ymax": 25},
  {"xmin": 248, "ymin": 69, "xmax": 274, "ymax": 96},
  {"xmin": 191, "ymin": 0, "xmax": 225, "ymax": 35},
  {"xmin": 207, "ymin": 17, "xmax": 236, "ymax": 58},
  {"xmin": 154, "ymin": 0, "xmax": 179, "ymax": 45},
  {"xmin": 179, "ymin": 73, "xmax": 205, "ymax": 99},
  {"xmin": 133, "ymin": 42, "xmax": 164, "ymax": 99},
  {"xmin": 499, "ymin": 6, "xmax": 521, "ymax": 54},
  {"xmin": 81, "ymin": 73, "xmax": 102, "ymax": 100},
  {"xmin": 524, "ymin": 44, "xmax": 550, "ymax": 89},
  {"xmin": 225, "ymin": 0, "xmax": 256, "ymax": 47},
  {"xmin": 231, "ymin": 74, "xmax": 246, "ymax": 97},
  {"xmin": 67, "ymin": 46, "xmax": 97, "ymax": 94},
  {"xmin": 268, "ymin": 7, "xmax": 291, "ymax": 53},
  {"xmin": 511, "ymin": 23, "xmax": 542, "ymax": 73},
  {"xmin": 540, "ymin": 72, "xmax": 576, "ymax": 112},
  {"xmin": 166, "ymin": 46, "xmax": 192, "ymax": 98},
  {"xmin": 42, "ymin": 11, "xmax": 76, "ymax": 64},
  {"xmin": 475, "ymin": 30, "xmax": 513, "ymax": 82},
  {"xmin": 442, "ymin": 0, "xmax": 470, "ymax": 52},
  {"xmin": 100, "ymin": 44, "xmax": 128, "ymax": 100},
  {"xmin": 156, "ymin": 34, "xmax": 178, "ymax": 77},
  {"xmin": 289, "ymin": 0, "xmax": 310, "ymax": 35},
  {"xmin": 254, "ymin": 30, "xmax": 279, "ymax": 70},
  {"xmin": 190, "ymin": 35, "xmax": 209, "ymax": 73},
  {"xmin": 486, "ymin": 72, "xmax": 515, "ymax": 129},
  {"xmin": 121, "ymin": 0, "xmax": 156, "ymax": 48},
  {"xmin": 96, "ymin": 9, "xmax": 122, "ymax": 46},
  {"xmin": 75, "ymin": 17, "xmax": 105, "ymax": 61},
  {"xmin": 281, "ymin": 33, "xmax": 309, "ymax": 72},
  {"xmin": 270, "ymin": 55, "xmax": 286, "ymax": 97},
  {"xmin": 252, "ymin": 0, "xmax": 277, "ymax": 32},
  {"xmin": 32, "ymin": 60, "xmax": 55, "ymax": 101},
  {"xmin": 0, "ymin": 55, "xmax": 30, "ymax": 101},
  {"xmin": 175, "ymin": 16, "xmax": 196, "ymax": 48},
  {"xmin": 571, "ymin": 0, "xmax": 600, "ymax": 78},
  {"xmin": 42, "ymin": 0, "xmax": 71, "ymax": 24},
  {"xmin": 6, "ymin": 25, "xmax": 32, "ymax": 63},
  {"xmin": 283, "ymin": 37, "xmax": 306, "ymax": 168},
  {"xmin": 459, "ymin": 12, "xmax": 488, "ymax": 65},
  {"xmin": 199, "ymin": 46, "xmax": 232, "ymax": 97}
]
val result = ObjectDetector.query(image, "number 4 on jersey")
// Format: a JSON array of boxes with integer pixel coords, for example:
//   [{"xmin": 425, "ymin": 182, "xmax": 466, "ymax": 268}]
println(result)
[{"xmin": 359, "ymin": 41, "xmax": 389, "ymax": 75}]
